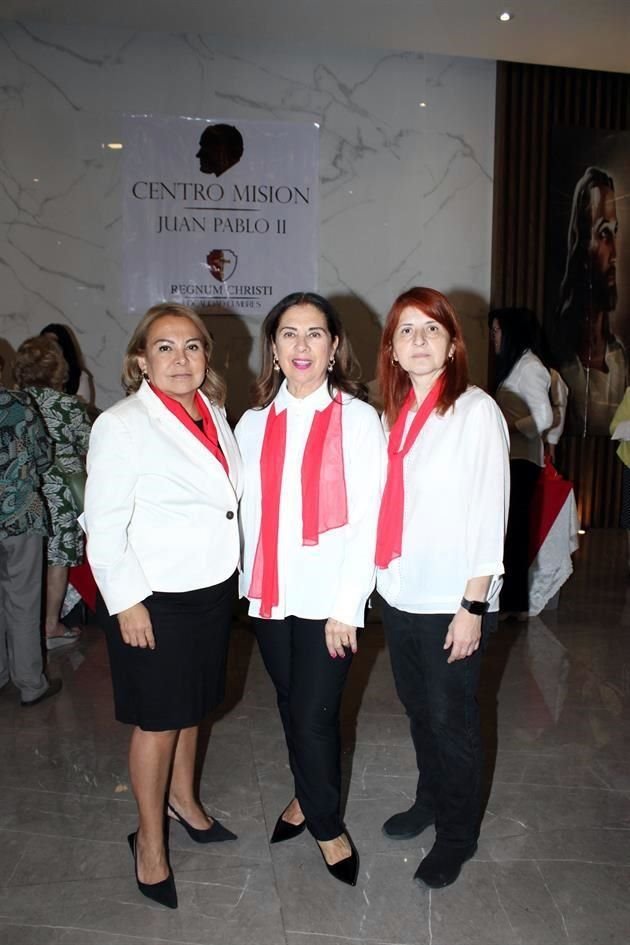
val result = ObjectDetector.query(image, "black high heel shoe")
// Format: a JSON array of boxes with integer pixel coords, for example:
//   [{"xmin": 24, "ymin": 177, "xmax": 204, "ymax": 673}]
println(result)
[
  {"xmin": 270, "ymin": 813, "xmax": 307, "ymax": 844},
  {"xmin": 317, "ymin": 833, "xmax": 360, "ymax": 887},
  {"xmin": 127, "ymin": 832, "xmax": 178, "ymax": 909},
  {"xmin": 167, "ymin": 801, "xmax": 237, "ymax": 843}
]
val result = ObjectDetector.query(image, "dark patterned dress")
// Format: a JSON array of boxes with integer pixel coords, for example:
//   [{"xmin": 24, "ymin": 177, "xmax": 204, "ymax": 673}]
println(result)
[{"xmin": 25, "ymin": 387, "xmax": 91, "ymax": 567}]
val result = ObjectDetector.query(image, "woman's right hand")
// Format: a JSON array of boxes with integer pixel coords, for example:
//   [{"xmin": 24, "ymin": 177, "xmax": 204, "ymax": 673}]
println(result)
[{"xmin": 116, "ymin": 602, "xmax": 155, "ymax": 649}]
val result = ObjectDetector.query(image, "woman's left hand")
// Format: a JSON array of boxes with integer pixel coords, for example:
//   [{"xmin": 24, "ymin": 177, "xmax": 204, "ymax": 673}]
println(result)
[
  {"xmin": 325, "ymin": 619, "xmax": 358, "ymax": 659},
  {"xmin": 444, "ymin": 609, "xmax": 482, "ymax": 663}
]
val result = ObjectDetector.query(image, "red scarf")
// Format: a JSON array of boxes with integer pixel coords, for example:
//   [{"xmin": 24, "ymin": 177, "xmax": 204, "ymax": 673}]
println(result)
[
  {"xmin": 149, "ymin": 384, "xmax": 229, "ymax": 477},
  {"xmin": 248, "ymin": 397, "xmax": 347, "ymax": 618},
  {"xmin": 375, "ymin": 378, "xmax": 443, "ymax": 569}
]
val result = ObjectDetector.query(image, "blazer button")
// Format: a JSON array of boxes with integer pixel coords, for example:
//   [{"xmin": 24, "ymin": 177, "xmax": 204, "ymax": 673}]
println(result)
[{"xmin": 226, "ymin": 510, "xmax": 235, "ymax": 520}]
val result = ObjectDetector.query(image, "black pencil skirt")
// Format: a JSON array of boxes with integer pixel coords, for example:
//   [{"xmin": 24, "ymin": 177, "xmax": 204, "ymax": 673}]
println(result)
[{"xmin": 100, "ymin": 573, "xmax": 236, "ymax": 732}]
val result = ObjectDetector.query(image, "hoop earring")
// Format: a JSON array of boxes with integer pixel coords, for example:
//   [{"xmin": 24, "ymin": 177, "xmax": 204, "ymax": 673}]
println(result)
[
  {"xmin": 273, "ymin": 355, "xmax": 280, "ymax": 373},
  {"xmin": 391, "ymin": 355, "xmax": 398, "ymax": 366},
  {"xmin": 328, "ymin": 355, "xmax": 336, "ymax": 373}
]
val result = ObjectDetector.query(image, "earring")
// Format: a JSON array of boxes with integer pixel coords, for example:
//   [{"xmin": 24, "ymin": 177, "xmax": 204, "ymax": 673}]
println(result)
[
  {"xmin": 142, "ymin": 371, "xmax": 149, "ymax": 381},
  {"xmin": 391, "ymin": 355, "xmax": 398, "ymax": 366},
  {"xmin": 273, "ymin": 355, "xmax": 280, "ymax": 373},
  {"xmin": 328, "ymin": 355, "xmax": 336, "ymax": 373},
  {"xmin": 447, "ymin": 352, "xmax": 454, "ymax": 362}
]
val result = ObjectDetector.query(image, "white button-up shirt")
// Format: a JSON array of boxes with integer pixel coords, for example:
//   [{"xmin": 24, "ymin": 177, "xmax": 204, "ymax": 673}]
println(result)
[
  {"xmin": 377, "ymin": 386, "xmax": 510, "ymax": 615},
  {"xmin": 235, "ymin": 380, "xmax": 386, "ymax": 626}
]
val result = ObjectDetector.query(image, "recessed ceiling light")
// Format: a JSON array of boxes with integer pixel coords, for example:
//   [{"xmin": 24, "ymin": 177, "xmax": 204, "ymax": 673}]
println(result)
[
  {"xmin": 419, "ymin": 102, "xmax": 427, "ymax": 108},
  {"xmin": 498, "ymin": 11, "xmax": 513, "ymax": 22},
  {"xmin": 107, "ymin": 142, "xmax": 123, "ymax": 150},
  {"xmin": 32, "ymin": 177, "xmax": 39, "ymax": 182}
]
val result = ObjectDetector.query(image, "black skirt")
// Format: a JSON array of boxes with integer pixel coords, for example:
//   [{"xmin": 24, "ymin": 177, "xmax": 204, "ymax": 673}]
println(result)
[{"xmin": 100, "ymin": 573, "xmax": 236, "ymax": 731}]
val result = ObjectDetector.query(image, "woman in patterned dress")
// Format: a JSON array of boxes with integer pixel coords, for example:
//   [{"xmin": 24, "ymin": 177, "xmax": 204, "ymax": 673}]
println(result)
[{"xmin": 15, "ymin": 336, "xmax": 91, "ymax": 649}]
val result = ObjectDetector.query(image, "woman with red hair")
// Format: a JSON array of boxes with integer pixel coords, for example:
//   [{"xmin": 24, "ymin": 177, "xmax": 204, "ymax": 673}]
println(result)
[{"xmin": 375, "ymin": 287, "xmax": 509, "ymax": 889}]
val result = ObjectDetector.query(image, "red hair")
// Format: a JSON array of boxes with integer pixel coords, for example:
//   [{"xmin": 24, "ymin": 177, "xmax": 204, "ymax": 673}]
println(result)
[{"xmin": 377, "ymin": 287, "xmax": 469, "ymax": 427}]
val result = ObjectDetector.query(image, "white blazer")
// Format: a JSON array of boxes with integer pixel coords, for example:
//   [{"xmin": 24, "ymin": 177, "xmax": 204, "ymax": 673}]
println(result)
[{"xmin": 82, "ymin": 381, "xmax": 243, "ymax": 615}]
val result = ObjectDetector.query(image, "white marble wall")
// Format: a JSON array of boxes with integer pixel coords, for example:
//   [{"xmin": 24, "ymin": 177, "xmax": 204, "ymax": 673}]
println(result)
[{"xmin": 0, "ymin": 21, "xmax": 495, "ymax": 414}]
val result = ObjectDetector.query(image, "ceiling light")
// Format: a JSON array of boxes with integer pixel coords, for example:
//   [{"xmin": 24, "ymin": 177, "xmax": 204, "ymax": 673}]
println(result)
[
  {"xmin": 107, "ymin": 142, "xmax": 123, "ymax": 150},
  {"xmin": 419, "ymin": 102, "xmax": 427, "ymax": 108},
  {"xmin": 498, "ymin": 11, "xmax": 513, "ymax": 22}
]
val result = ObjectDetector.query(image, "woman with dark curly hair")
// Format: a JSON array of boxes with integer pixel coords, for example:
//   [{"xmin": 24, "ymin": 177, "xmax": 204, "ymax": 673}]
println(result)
[{"xmin": 236, "ymin": 292, "xmax": 385, "ymax": 887}]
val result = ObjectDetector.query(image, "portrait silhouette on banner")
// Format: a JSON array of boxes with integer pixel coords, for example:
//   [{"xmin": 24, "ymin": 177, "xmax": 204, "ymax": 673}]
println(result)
[{"xmin": 196, "ymin": 124, "xmax": 244, "ymax": 177}]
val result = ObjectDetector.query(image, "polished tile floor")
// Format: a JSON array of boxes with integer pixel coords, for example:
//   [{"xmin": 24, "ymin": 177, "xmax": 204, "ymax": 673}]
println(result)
[{"xmin": 1, "ymin": 529, "xmax": 629, "ymax": 945}]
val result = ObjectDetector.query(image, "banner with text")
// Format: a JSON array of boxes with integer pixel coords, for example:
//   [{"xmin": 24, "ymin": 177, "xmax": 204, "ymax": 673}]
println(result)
[{"xmin": 122, "ymin": 115, "xmax": 319, "ymax": 316}]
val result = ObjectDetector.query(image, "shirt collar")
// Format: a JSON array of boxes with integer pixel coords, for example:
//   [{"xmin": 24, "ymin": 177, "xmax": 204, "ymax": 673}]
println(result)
[{"xmin": 275, "ymin": 378, "xmax": 335, "ymax": 413}]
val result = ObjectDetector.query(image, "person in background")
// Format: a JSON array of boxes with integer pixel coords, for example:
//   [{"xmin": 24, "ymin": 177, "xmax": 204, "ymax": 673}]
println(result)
[
  {"xmin": 236, "ymin": 292, "xmax": 385, "ymax": 887},
  {"xmin": 489, "ymin": 307, "xmax": 552, "ymax": 620},
  {"xmin": 15, "ymin": 337, "xmax": 91, "ymax": 650},
  {"xmin": 610, "ymin": 387, "xmax": 630, "ymax": 573},
  {"xmin": 41, "ymin": 323, "xmax": 95, "ymax": 409},
  {"xmin": 83, "ymin": 303, "xmax": 242, "ymax": 909},
  {"xmin": 545, "ymin": 368, "xmax": 569, "ymax": 461},
  {"xmin": 0, "ymin": 355, "xmax": 62, "ymax": 706},
  {"xmin": 376, "ymin": 287, "xmax": 509, "ymax": 889}
]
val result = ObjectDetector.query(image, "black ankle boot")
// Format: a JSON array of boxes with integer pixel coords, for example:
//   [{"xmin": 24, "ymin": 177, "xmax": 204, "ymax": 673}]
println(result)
[
  {"xmin": 413, "ymin": 840, "xmax": 477, "ymax": 889},
  {"xmin": 382, "ymin": 804, "xmax": 434, "ymax": 840}
]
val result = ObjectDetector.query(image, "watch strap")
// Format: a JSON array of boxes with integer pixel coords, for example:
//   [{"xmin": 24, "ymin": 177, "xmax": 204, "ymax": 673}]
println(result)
[{"xmin": 460, "ymin": 596, "xmax": 489, "ymax": 615}]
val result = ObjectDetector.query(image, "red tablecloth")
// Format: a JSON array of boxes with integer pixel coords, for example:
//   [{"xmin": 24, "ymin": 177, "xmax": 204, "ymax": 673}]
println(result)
[
  {"xmin": 528, "ymin": 459, "xmax": 579, "ymax": 615},
  {"xmin": 68, "ymin": 560, "xmax": 98, "ymax": 612}
]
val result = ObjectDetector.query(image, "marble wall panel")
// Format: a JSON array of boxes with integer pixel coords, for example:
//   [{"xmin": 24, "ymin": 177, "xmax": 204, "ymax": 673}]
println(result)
[{"xmin": 0, "ymin": 21, "xmax": 495, "ymax": 412}]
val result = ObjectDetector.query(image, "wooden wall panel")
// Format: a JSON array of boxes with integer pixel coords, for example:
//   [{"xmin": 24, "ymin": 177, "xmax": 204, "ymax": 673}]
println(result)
[{"xmin": 491, "ymin": 62, "xmax": 630, "ymax": 527}]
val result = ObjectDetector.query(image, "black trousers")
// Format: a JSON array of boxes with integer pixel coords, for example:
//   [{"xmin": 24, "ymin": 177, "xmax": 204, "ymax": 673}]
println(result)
[
  {"xmin": 500, "ymin": 458, "xmax": 541, "ymax": 613},
  {"xmin": 383, "ymin": 603, "xmax": 496, "ymax": 850},
  {"xmin": 253, "ymin": 615, "xmax": 354, "ymax": 841}
]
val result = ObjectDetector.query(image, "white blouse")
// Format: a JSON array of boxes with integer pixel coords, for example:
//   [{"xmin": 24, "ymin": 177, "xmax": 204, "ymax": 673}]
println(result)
[
  {"xmin": 376, "ymin": 386, "xmax": 510, "ymax": 615},
  {"xmin": 495, "ymin": 350, "xmax": 552, "ymax": 466},
  {"xmin": 235, "ymin": 380, "xmax": 386, "ymax": 626}
]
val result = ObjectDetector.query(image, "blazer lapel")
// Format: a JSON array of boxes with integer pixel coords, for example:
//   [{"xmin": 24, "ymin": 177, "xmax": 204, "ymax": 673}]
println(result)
[{"xmin": 137, "ymin": 382, "xmax": 236, "ymax": 494}]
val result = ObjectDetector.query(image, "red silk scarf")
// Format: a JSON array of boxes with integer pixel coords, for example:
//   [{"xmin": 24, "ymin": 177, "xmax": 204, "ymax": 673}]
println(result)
[
  {"xmin": 375, "ymin": 378, "xmax": 444, "ymax": 569},
  {"xmin": 149, "ymin": 384, "xmax": 229, "ymax": 476},
  {"xmin": 248, "ymin": 397, "xmax": 347, "ymax": 618}
]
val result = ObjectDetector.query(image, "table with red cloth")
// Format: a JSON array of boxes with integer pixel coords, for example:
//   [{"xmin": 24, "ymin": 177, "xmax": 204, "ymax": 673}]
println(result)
[
  {"xmin": 68, "ymin": 560, "xmax": 98, "ymax": 612},
  {"xmin": 528, "ymin": 459, "xmax": 579, "ymax": 616}
]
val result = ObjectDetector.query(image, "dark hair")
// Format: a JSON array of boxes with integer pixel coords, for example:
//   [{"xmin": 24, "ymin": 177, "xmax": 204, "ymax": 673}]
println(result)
[
  {"xmin": 554, "ymin": 166, "xmax": 616, "ymax": 360},
  {"xmin": 40, "ymin": 323, "xmax": 83, "ymax": 394},
  {"xmin": 251, "ymin": 292, "xmax": 365, "ymax": 408},
  {"xmin": 489, "ymin": 307, "xmax": 541, "ymax": 388},
  {"xmin": 378, "ymin": 287, "xmax": 469, "ymax": 427}
]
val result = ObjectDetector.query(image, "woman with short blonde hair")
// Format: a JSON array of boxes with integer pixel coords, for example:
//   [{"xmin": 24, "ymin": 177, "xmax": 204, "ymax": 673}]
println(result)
[
  {"xmin": 83, "ymin": 302, "xmax": 242, "ymax": 909},
  {"xmin": 122, "ymin": 303, "xmax": 225, "ymax": 404},
  {"xmin": 15, "ymin": 335, "xmax": 91, "ymax": 650}
]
